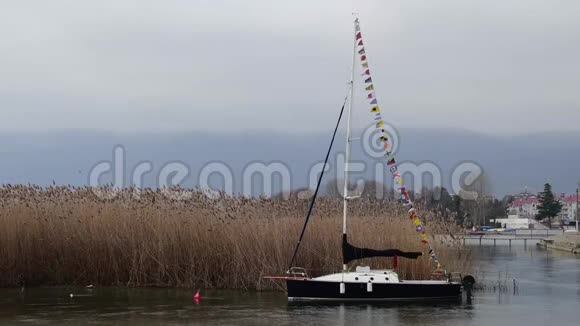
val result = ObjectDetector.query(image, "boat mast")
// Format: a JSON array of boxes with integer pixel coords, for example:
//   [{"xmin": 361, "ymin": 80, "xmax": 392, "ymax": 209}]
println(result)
[{"xmin": 342, "ymin": 17, "xmax": 358, "ymax": 272}]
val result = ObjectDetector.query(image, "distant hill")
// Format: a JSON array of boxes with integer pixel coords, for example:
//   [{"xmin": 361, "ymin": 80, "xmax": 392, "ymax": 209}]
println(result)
[{"xmin": 0, "ymin": 128, "xmax": 579, "ymax": 197}]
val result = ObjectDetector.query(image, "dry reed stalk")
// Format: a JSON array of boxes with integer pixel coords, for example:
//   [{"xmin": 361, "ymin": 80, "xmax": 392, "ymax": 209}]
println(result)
[{"xmin": 0, "ymin": 185, "xmax": 471, "ymax": 289}]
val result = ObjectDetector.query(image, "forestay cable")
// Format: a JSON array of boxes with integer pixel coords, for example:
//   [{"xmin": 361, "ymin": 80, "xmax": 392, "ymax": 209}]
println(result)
[{"xmin": 287, "ymin": 95, "xmax": 348, "ymax": 271}]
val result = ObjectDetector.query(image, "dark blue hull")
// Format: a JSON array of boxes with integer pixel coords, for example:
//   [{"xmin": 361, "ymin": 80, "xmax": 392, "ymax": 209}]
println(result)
[{"xmin": 287, "ymin": 279, "xmax": 462, "ymax": 301}]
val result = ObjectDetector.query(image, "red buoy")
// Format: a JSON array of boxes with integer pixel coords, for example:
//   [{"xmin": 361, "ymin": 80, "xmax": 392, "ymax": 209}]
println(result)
[{"xmin": 193, "ymin": 290, "xmax": 201, "ymax": 300}]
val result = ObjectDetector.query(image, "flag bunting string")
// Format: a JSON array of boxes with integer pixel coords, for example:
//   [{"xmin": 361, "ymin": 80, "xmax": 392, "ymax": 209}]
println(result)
[{"xmin": 354, "ymin": 20, "xmax": 442, "ymax": 272}]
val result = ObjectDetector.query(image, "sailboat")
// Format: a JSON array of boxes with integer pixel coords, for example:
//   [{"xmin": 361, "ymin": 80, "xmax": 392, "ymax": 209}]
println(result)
[{"xmin": 265, "ymin": 18, "xmax": 464, "ymax": 302}]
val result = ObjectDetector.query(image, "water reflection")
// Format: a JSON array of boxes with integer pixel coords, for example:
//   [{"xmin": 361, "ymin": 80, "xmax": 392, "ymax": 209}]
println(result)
[{"xmin": 286, "ymin": 300, "xmax": 474, "ymax": 326}]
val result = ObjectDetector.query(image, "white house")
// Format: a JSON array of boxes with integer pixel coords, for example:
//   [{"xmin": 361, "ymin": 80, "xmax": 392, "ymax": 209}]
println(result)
[
  {"xmin": 508, "ymin": 192, "xmax": 539, "ymax": 219},
  {"xmin": 560, "ymin": 194, "xmax": 579, "ymax": 221},
  {"xmin": 498, "ymin": 192, "xmax": 579, "ymax": 229}
]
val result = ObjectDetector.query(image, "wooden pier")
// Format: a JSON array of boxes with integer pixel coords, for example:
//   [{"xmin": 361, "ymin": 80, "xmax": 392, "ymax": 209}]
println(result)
[{"xmin": 458, "ymin": 234, "xmax": 545, "ymax": 247}]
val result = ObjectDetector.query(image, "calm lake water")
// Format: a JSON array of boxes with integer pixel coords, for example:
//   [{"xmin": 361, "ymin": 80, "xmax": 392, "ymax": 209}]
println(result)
[{"xmin": 1, "ymin": 244, "xmax": 579, "ymax": 325}]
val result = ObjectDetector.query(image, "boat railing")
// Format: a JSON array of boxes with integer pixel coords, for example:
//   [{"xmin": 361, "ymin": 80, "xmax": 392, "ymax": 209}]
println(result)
[
  {"xmin": 449, "ymin": 272, "xmax": 463, "ymax": 283},
  {"xmin": 286, "ymin": 267, "xmax": 309, "ymax": 278},
  {"xmin": 429, "ymin": 272, "xmax": 446, "ymax": 281}
]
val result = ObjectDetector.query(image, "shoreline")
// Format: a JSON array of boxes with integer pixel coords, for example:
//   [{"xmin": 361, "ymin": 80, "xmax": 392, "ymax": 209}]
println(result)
[{"xmin": 537, "ymin": 233, "xmax": 580, "ymax": 254}]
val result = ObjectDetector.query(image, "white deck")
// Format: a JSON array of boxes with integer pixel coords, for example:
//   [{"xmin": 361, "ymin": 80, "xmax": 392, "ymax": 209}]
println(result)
[
  {"xmin": 310, "ymin": 268, "xmax": 455, "ymax": 285},
  {"xmin": 313, "ymin": 270, "xmax": 399, "ymax": 284}
]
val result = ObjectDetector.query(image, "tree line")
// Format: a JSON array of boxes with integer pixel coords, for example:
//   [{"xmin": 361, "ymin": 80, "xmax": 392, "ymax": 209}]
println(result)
[{"xmin": 321, "ymin": 178, "xmax": 512, "ymax": 227}]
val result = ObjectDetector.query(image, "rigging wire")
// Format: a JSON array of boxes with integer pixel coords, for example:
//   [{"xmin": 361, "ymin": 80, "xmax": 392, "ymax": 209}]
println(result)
[{"xmin": 287, "ymin": 94, "xmax": 349, "ymax": 271}]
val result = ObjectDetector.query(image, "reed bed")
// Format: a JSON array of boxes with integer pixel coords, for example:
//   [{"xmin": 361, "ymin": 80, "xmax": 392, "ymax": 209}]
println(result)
[{"xmin": 0, "ymin": 185, "xmax": 471, "ymax": 290}]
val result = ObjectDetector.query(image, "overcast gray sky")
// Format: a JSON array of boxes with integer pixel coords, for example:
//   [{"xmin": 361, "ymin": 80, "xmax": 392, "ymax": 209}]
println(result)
[{"xmin": 1, "ymin": 0, "xmax": 579, "ymax": 134}]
